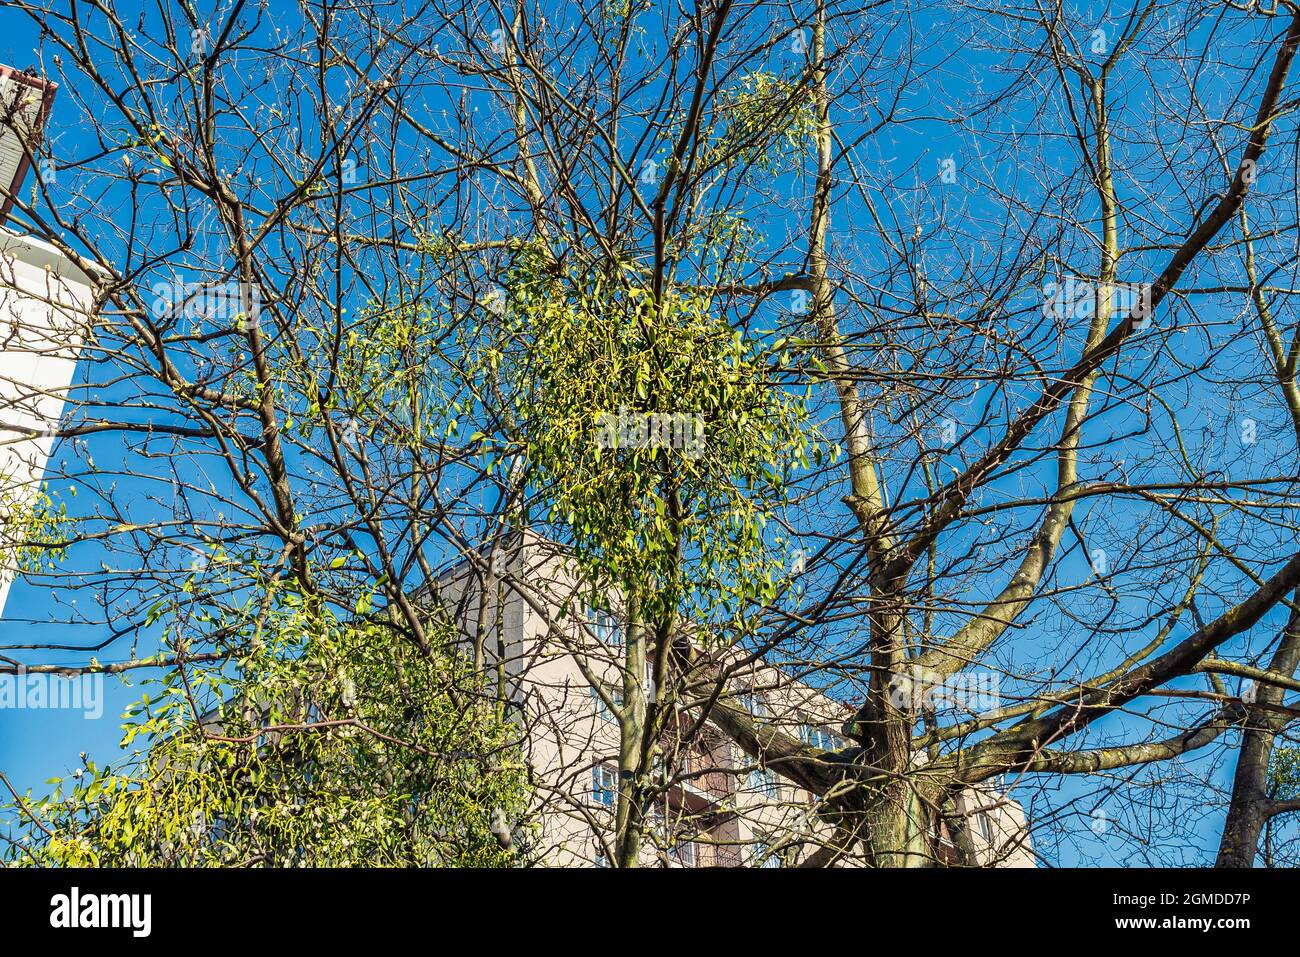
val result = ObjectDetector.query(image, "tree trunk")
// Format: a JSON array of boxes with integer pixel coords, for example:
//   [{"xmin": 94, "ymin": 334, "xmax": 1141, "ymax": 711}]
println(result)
[{"xmin": 1216, "ymin": 600, "xmax": 1300, "ymax": 867}]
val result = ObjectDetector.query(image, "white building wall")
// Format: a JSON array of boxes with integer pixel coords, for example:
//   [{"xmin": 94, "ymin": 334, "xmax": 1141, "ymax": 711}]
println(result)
[{"xmin": 0, "ymin": 230, "xmax": 96, "ymax": 616}]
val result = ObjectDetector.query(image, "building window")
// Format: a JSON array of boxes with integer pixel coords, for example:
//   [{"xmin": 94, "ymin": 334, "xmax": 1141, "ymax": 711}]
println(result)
[
  {"xmin": 975, "ymin": 811, "xmax": 993, "ymax": 844},
  {"xmin": 590, "ymin": 685, "xmax": 623, "ymax": 723},
  {"xmin": 669, "ymin": 840, "xmax": 696, "ymax": 868},
  {"xmin": 647, "ymin": 800, "xmax": 666, "ymax": 838},
  {"xmin": 651, "ymin": 754, "xmax": 666, "ymax": 784},
  {"xmin": 753, "ymin": 841, "xmax": 782, "ymax": 868},
  {"xmin": 587, "ymin": 604, "xmax": 623, "ymax": 646},
  {"xmin": 592, "ymin": 765, "xmax": 618, "ymax": 807},
  {"xmin": 738, "ymin": 691, "xmax": 768, "ymax": 718},
  {"xmin": 746, "ymin": 765, "xmax": 779, "ymax": 796},
  {"xmin": 798, "ymin": 723, "xmax": 846, "ymax": 751}
]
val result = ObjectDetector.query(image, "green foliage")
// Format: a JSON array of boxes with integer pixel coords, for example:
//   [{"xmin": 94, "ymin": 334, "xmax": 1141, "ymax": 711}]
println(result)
[
  {"xmin": 0, "ymin": 480, "xmax": 75, "ymax": 576},
  {"xmin": 1269, "ymin": 746, "xmax": 1300, "ymax": 802},
  {"xmin": 4, "ymin": 607, "xmax": 530, "ymax": 867},
  {"xmin": 330, "ymin": 298, "xmax": 444, "ymax": 449},
  {"xmin": 500, "ymin": 255, "xmax": 814, "ymax": 628},
  {"xmin": 709, "ymin": 71, "xmax": 817, "ymax": 175},
  {"xmin": 277, "ymin": 254, "xmax": 546, "ymax": 459}
]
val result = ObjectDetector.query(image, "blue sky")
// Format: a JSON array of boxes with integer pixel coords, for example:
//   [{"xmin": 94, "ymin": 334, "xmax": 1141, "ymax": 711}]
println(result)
[{"xmin": 3, "ymin": 0, "xmax": 1298, "ymax": 867}]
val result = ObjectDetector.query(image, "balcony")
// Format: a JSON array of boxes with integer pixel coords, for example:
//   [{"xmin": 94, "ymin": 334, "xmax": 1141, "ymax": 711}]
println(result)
[{"xmin": 660, "ymin": 724, "xmax": 734, "ymax": 814}]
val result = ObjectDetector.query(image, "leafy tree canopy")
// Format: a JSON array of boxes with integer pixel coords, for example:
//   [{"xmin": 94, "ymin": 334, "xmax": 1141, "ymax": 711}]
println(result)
[{"xmin": 5, "ymin": 601, "xmax": 529, "ymax": 867}]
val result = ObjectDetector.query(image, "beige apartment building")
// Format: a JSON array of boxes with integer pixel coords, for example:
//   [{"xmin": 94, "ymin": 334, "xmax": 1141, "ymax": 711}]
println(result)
[{"xmin": 435, "ymin": 531, "xmax": 1034, "ymax": 867}]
